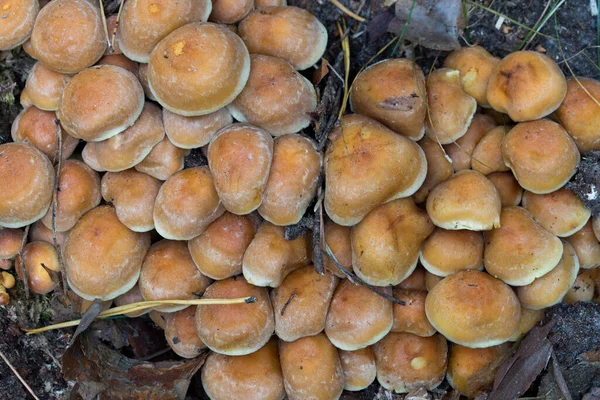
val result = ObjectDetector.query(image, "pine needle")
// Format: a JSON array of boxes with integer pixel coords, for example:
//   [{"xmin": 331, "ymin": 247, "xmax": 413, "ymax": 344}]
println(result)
[
  {"xmin": 329, "ymin": 0, "xmax": 366, "ymax": 22},
  {"xmin": 337, "ymin": 20, "xmax": 351, "ymax": 120}
]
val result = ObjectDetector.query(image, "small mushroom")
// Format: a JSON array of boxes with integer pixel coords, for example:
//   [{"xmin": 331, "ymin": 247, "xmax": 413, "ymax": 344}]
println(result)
[
  {"xmin": 134, "ymin": 137, "xmax": 189, "ymax": 180},
  {"xmin": 0, "ymin": 228, "xmax": 25, "ymax": 264},
  {"xmin": 413, "ymin": 137, "xmax": 454, "ymax": 204},
  {"xmin": 113, "ymin": 284, "xmax": 149, "ymax": 318},
  {"xmin": 444, "ymin": 113, "xmax": 496, "ymax": 171},
  {"xmin": 471, "ymin": 126, "xmax": 511, "ymax": 175},
  {"xmin": 391, "ymin": 289, "xmax": 436, "ymax": 337},
  {"xmin": 15, "ymin": 241, "xmax": 60, "ymax": 294},
  {"xmin": 563, "ymin": 270, "xmax": 596, "ymax": 303},
  {"xmin": 565, "ymin": 219, "xmax": 600, "ymax": 269},
  {"xmin": 486, "ymin": 171, "xmax": 523, "ymax": 207},
  {"xmin": 323, "ymin": 219, "xmax": 352, "ymax": 279},
  {"xmin": 0, "ymin": 0, "xmax": 38, "ymax": 51},
  {"xmin": 420, "ymin": 228, "xmax": 484, "ymax": 276},
  {"xmin": 24, "ymin": 62, "xmax": 71, "ymax": 111},
  {"xmin": 339, "ymin": 347, "xmax": 377, "ymax": 392},
  {"xmin": 209, "ymin": 0, "xmax": 254, "ymax": 24},
  {"xmin": 164, "ymin": 306, "xmax": 206, "ymax": 358},
  {"xmin": 508, "ymin": 307, "xmax": 544, "ymax": 341},
  {"xmin": 163, "ymin": 107, "xmax": 232, "ymax": 149}
]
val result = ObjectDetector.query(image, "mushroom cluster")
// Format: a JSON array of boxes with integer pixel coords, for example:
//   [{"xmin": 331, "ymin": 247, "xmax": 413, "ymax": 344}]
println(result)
[{"xmin": 1, "ymin": 1, "xmax": 600, "ymax": 399}]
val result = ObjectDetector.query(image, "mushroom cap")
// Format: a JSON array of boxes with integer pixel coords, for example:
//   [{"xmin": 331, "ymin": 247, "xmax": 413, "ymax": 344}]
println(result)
[
  {"xmin": 0, "ymin": 0, "xmax": 38, "ymax": 51},
  {"xmin": 96, "ymin": 54, "xmax": 139, "ymax": 75},
  {"xmin": 424, "ymin": 271, "xmax": 443, "ymax": 292},
  {"xmin": 486, "ymin": 171, "xmax": 523, "ymax": 207},
  {"xmin": 148, "ymin": 22, "xmax": 250, "ymax": 116},
  {"xmin": 20, "ymin": 87, "xmax": 33, "ymax": 108},
  {"xmin": 391, "ymin": 289, "xmax": 436, "ymax": 337},
  {"xmin": 271, "ymin": 265, "xmax": 338, "ymax": 342},
  {"xmin": 508, "ymin": 307, "xmax": 544, "ymax": 341},
  {"xmin": 413, "ymin": 137, "xmax": 454, "ymax": 204},
  {"xmin": 64, "ymin": 206, "xmax": 151, "ymax": 301},
  {"xmin": 420, "ymin": 228, "xmax": 484, "ymax": 277},
  {"xmin": 522, "ymin": 188, "xmax": 591, "ymax": 237},
  {"xmin": 487, "ymin": 51, "xmax": 567, "ymax": 121},
  {"xmin": 555, "ymin": 77, "xmax": 600, "ymax": 152},
  {"xmin": 398, "ymin": 267, "xmax": 428, "ymax": 291},
  {"xmin": 425, "ymin": 270, "xmax": 521, "ymax": 347},
  {"xmin": 134, "ymin": 136, "xmax": 189, "ymax": 180},
  {"xmin": 593, "ymin": 217, "xmax": 600, "ymax": 242},
  {"xmin": 113, "ymin": 284, "xmax": 149, "ymax": 317},
  {"xmin": 118, "ymin": 0, "xmax": 212, "ymax": 63},
  {"xmin": 565, "ymin": 219, "xmax": 600, "ymax": 269},
  {"xmin": 426, "ymin": 170, "xmax": 501, "ymax": 231},
  {"xmin": 136, "ymin": 63, "xmax": 156, "ymax": 101},
  {"xmin": 325, "ymin": 279, "xmax": 393, "ymax": 351},
  {"xmin": 258, "ymin": 134, "xmax": 322, "ymax": 225},
  {"xmin": 208, "ymin": 123, "xmax": 274, "ymax": 215},
  {"xmin": 502, "ymin": 120, "xmax": 580, "ymax": 194},
  {"xmin": 517, "ymin": 240, "xmax": 579, "ymax": 310},
  {"xmin": 30, "ymin": 0, "xmax": 105, "ymax": 74},
  {"xmin": 351, "ymin": 198, "xmax": 434, "ymax": 286},
  {"xmin": 425, "ymin": 68, "xmax": 477, "ymax": 144},
  {"xmin": 209, "ymin": 0, "xmax": 253, "ymax": 23},
  {"xmin": 349, "ymin": 58, "xmax": 427, "ymax": 140},
  {"xmin": 15, "ymin": 241, "xmax": 60, "ymax": 294},
  {"xmin": 324, "ymin": 114, "xmax": 427, "ymax": 226},
  {"xmin": 484, "ymin": 206, "xmax": 564, "ymax": 286},
  {"xmin": 163, "ymin": 107, "xmax": 232, "ymax": 149},
  {"xmin": 40, "ymin": 160, "xmax": 101, "ymax": 232},
  {"xmin": 443, "ymin": 45, "xmax": 500, "ymax": 107},
  {"xmin": 24, "ymin": 62, "xmax": 71, "ymax": 111},
  {"xmin": 188, "ymin": 212, "xmax": 257, "ymax": 280},
  {"xmin": 339, "ymin": 347, "xmax": 377, "ymax": 391},
  {"xmin": 242, "ymin": 222, "xmax": 310, "ymax": 288},
  {"xmin": 149, "ymin": 310, "xmax": 168, "ymax": 329},
  {"xmin": 563, "ymin": 270, "xmax": 595, "ymax": 303},
  {"xmin": 139, "ymin": 240, "xmax": 211, "ymax": 312},
  {"xmin": 202, "ymin": 338, "xmax": 285, "ymax": 400},
  {"xmin": 164, "ymin": 306, "xmax": 206, "ymax": 358},
  {"xmin": 0, "ymin": 228, "xmax": 25, "ymax": 260},
  {"xmin": 29, "ymin": 220, "xmax": 67, "ymax": 247},
  {"xmin": 323, "ymin": 219, "xmax": 352, "ymax": 279},
  {"xmin": 81, "ymin": 142, "xmax": 105, "ymax": 172},
  {"xmin": 0, "ymin": 143, "xmax": 55, "ymax": 228},
  {"xmin": 228, "ymin": 55, "xmax": 317, "ymax": 136},
  {"xmin": 239, "ymin": 6, "xmax": 327, "ymax": 70},
  {"xmin": 153, "ymin": 166, "xmax": 225, "ymax": 240},
  {"xmin": 94, "ymin": 102, "xmax": 165, "ymax": 171},
  {"xmin": 471, "ymin": 126, "xmax": 511, "ymax": 175},
  {"xmin": 279, "ymin": 333, "xmax": 345, "ymax": 400},
  {"xmin": 101, "ymin": 169, "xmax": 162, "ymax": 232},
  {"xmin": 373, "ymin": 333, "xmax": 448, "ymax": 393},
  {"xmin": 58, "ymin": 65, "xmax": 145, "ymax": 142},
  {"xmin": 195, "ymin": 276, "xmax": 275, "ymax": 355},
  {"xmin": 444, "ymin": 113, "xmax": 496, "ymax": 171}
]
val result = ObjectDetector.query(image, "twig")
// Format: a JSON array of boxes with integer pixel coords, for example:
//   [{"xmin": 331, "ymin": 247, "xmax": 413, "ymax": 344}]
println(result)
[
  {"xmin": 280, "ymin": 291, "xmax": 296, "ymax": 316},
  {"xmin": 17, "ymin": 225, "xmax": 30, "ymax": 298},
  {"xmin": 328, "ymin": 0, "xmax": 366, "ymax": 22},
  {"xmin": 111, "ymin": 0, "xmax": 125, "ymax": 53},
  {"xmin": 98, "ymin": 0, "xmax": 112, "ymax": 53},
  {"xmin": 53, "ymin": 120, "xmax": 67, "ymax": 299},
  {"xmin": 337, "ymin": 20, "xmax": 351, "ymax": 120},
  {"xmin": 0, "ymin": 350, "xmax": 40, "ymax": 400}
]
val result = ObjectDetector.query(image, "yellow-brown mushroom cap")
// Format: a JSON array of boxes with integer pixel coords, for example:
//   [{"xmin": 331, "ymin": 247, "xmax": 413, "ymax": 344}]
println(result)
[
  {"xmin": 81, "ymin": 142, "xmax": 105, "ymax": 173},
  {"xmin": 565, "ymin": 219, "xmax": 600, "ymax": 269},
  {"xmin": 420, "ymin": 228, "xmax": 484, "ymax": 276},
  {"xmin": 563, "ymin": 270, "xmax": 596, "ymax": 303},
  {"xmin": 113, "ymin": 283, "xmax": 149, "ymax": 318},
  {"xmin": 392, "ymin": 289, "xmax": 436, "ymax": 337},
  {"xmin": 134, "ymin": 136, "xmax": 189, "ymax": 180},
  {"xmin": 164, "ymin": 306, "xmax": 206, "ymax": 358},
  {"xmin": 24, "ymin": 62, "xmax": 71, "ymax": 111},
  {"xmin": 471, "ymin": 126, "xmax": 511, "ymax": 175},
  {"xmin": 0, "ymin": 228, "xmax": 24, "ymax": 260},
  {"xmin": 413, "ymin": 137, "xmax": 453, "ymax": 204},
  {"xmin": 509, "ymin": 307, "xmax": 544, "ymax": 341},
  {"xmin": 15, "ymin": 241, "xmax": 60, "ymax": 295},
  {"xmin": 339, "ymin": 347, "xmax": 377, "ymax": 392},
  {"xmin": 425, "ymin": 270, "xmax": 521, "ymax": 348},
  {"xmin": 323, "ymin": 219, "xmax": 352, "ymax": 279},
  {"xmin": 0, "ymin": 0, "xmax": 38, "ymax": 51},
  {"xmin": 209, "ymin": 0, "xmax": 253, "ymax": 24},
  {"xmin": 444, "ymin": 113, "xmax": 496, "ymax": 171},
  {"xmin": 28, "ymin": 220, "xmax": 67, "ymax": 247},
  {"xmin": 163, "ymin": 107, "xmax": 232, "ymax": 149},
  {"xmin": 486, "ymin": 171, "xmax": 523, "ymax": 207}
]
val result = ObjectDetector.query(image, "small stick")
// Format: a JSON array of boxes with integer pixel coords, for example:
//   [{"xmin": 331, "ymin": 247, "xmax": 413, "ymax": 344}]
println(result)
[
  {"xmin": 0, "ymin": 350, "xmax": 40, "ymax": 400},
  {"xmin": 111, "ymin": 0, "xmax": 125, "ymax": 53},
  {"xmin": 98, "ymin": 0, "xmax": 113, "ymax": 53},
  {"xmin": 16, "ymin": 225, "xmax": 30, "ymax": 298},
  {"xmin": 53, "ymin": 120, "xmax": 67, "ymax": 299}
]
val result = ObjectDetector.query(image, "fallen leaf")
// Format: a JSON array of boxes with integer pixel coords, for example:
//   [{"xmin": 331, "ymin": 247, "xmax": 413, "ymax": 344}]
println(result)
[
  {"xmin": 312, "ymin": 58, "xmax": 330, "ymax": 85},
  {"xmin": 68, "ymin": 299, "xmax": 103, "ymax": 347},
  {"xmin": 551, "ymin": 351, "xmax": 573, "ymax": 400}
]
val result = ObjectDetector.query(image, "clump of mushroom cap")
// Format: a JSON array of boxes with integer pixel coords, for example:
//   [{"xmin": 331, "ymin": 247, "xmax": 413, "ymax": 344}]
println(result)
[
  {"xmin": 271, "ymin": 265, "xmax": 338, "ymax": 342},
  {"xmin": 242, "ymin": 222, "xmax": 309, "ymax": 287},
  {"xmin": 444, "ymin": 113, "xmax": 497, "ymax": 171},
  {"xmin": 484, "ymin": 206, "xmax": 563, "ymax": 286},
  {"xmin": 426, "ymin": 170, "xmax": 501, "ymax": 231},
  {"xmin": 24, "ymin": 62, "xmax": 71, "ymax": 111},
  {"xmin": 29, "ymin": 220, "xmax": 67, "ymax": 247},
  {"xmin": 30, "ymin": 0, "xmax": 105, "ymax": 74},
  {"xmin": 164, "ymin": 306, "xmax": 206, "ymax": 358},
  {"xmin": 420, "ymin": 228, "xmax": 484, "ymax": 277},
  {"xmin": 563, "ymin": 270, "xmax": 596, "ymax": 303},
  {"xmin": 471, "ymin": 126, "xmax": 511, "ymax": 175},
  {"xmin": 373, "ymin": 332, "xmax": 448, "ymax": 393},
  {"xmin": 0, "ymin": 0, "xmax": 39, "ymax": 51},
  {"xmin": 565, "ymin": 220, "xmax": 600, "ymax": 269},
  {"xmin": 522, "ymin": 188, "xmax": 591, "ymax": 237},
  {"xmin": 425, "ymin": 270, "xmax": 521, "ymax": 347},
  {"xmin": 323, "ymin": 219, "xmax": 352, "ymax": 279},
  {"xmin": 391, "ymin": 289, "xmax": 436, "ymax": 337},
  {"xmin": 81, "ymin": 142, "xmax": 105, "ymax": 172},
  {"xmin": 487, "ymin": 51, "xmax": 567, "ymax": 121},
  {"xmin": 148, "ymin": 22, "xmax": 250, "ymax": 116},
  {"xmin": 228, "ymin": 55, "xmax": 317, "ymax": 136},
  {"xmin": 424, "ymin": 271, "xmax": 443, "ymax": 291},
  {"xmin": 339, "ymin": 347, "xmax": 377, "ymax": 391},
  {"xmin": 413, "ymin": 137, "xmax": 454, "ymax": 203},
  {"xmin": 188, "ymin": 212, "xmax": 257, "ymax": 280},
  {"xmin": 134, "ymin": 137, "xmax": 189, "ymax": 180},
  {"xmin": 502, "ymin": 120, "xmax": 580, "ymax": 194},
  {"xmin": 202, "ymin": 338, "xmax": 285, "ymax": 400},
  {"xmin": 58, "ymin": 65, "xmax": 145, "ymax": 142},
  {"xmin": 196, "ymin": 276, "xmax": 274, "ymax": 355},
  {"xmin": 279, "ymin": 333, "xmax": 345, "ymax": 400},
  {"xmin": 555, "ymin": 77, "xmax": 600, "ymax": 152},
  {"xmin": 425, "ymin": 68, "xmax": 477, "ymax": 144},
  {"xmin": 96, "ymin": 54, "xmax": 139, "ymax": 75},
  {"xmin": 163, "ymin": 108, "xmax": 232, "ymax": 149},
  {"xmin": 64, "ymin": 205, "xmax": 151, "ymax": 301},
  {"xmin": 486, "ymin": 171, "xmax": 523, "ymax": 206},
  {"xmin": 11, "ymin": 106, "xmax": 79, "ymax": 162},
  {"xmin": 239, "ymin": 6, "xmax": 327, "ymax": 70},
  {"xmin": 136, "ymin": 63, "xmax": 156, "ymax": 101},
  {"xmin": 443, "ymin": 45, "xmax": 500, "ymax": 107},
  {"xmin": 153, "ymin": 166, "xmax": 224, "ymax": 240},
  {"xmin": 139, "ymin": 240, "xmax": 211, "ymax": 312},
  {"xmin": 349, "ymin": 58, "xmax": 427, "ymax": 141},
  {"xmin": 40, "ymin": 160, "xmax": 101, "ymax": 232},
  {"xmin": 517, "ymin": 240, "xmax": 579, "ymax": 309},
  {"xmin": 101, "ymin": 169, "xmax": 162, "ymax": 232},
  {"xmin": 351, "ymin": 198, "xmax": 433, "ymax": 286},
  {"xmin": 324, "ymin": 114, "xmax": 427, "ymax": 226},
  {"xmin": 209, "ymin": 0, "xmax": 253, "ymax": 24},
  {"xmin": 446, "ymin": 343, "xmax": 510, "ymax": 397},
  {"xmin": 258, "ymin": 135, "xmax": 322, "ymax": 225},
  {"xmin": 94, "ymin": 103, "xmax": 165, "ymax": 171},
  {"xmin": 15, "ymin": 241, "xmax": 60, "ymax": 294},
  {"xmin": 208, "ymin": 124, "xmax": 273, "ymax": 214},
  {"xmin": 0, "ymin": 228, "xmax": 25, "ymax": 262},
  {"xmin": 509, "ymin": 307, "xmax": 544, "ymax": 341},
  {"xmin": 118, "ymin": 0, "xmax": 212, "ymax": 63},
  {"xmin": 0, "ymin": 143, "xmax": 55, "ymax": 228},
  {"xmin": 113, "ymin": 284, "xmax": 149, "ymax": 317},
  {"xmin": 325, "ymin": 279, "xmax": 393, "ymax": 351}
]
